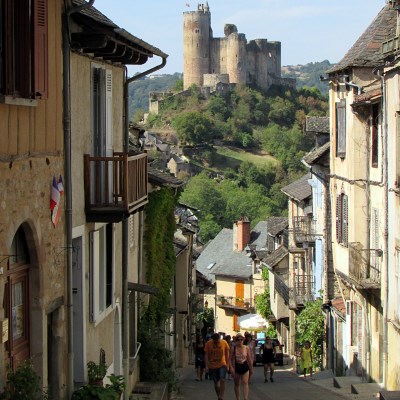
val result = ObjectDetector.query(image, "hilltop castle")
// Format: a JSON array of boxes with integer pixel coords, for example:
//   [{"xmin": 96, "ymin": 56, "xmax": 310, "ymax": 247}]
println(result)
[{"xmin": 183, "ymin": 2, "xmax": 290, "ymax": 92}]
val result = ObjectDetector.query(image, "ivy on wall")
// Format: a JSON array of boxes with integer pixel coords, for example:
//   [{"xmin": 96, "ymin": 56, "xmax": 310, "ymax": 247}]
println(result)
[
  {"xmin": 295, "ymin": 298, "xmax": 325, "ymax": 369},
  {"xmin": 138, "ymin": 187, "xmax": 179, "ymax": 387}
]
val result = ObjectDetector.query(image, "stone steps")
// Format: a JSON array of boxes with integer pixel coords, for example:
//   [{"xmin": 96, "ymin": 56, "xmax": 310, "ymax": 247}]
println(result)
[
  {"xmin": 130, "ymin": 382, "xmax": 168, "ymax": 400},
  {"xmin": 380, "ymin": 390, "xmax": 400, "ymax": 400},
  {"xmin": 332, "ymin": 376, "xmax": 382, "ymax": 399}
]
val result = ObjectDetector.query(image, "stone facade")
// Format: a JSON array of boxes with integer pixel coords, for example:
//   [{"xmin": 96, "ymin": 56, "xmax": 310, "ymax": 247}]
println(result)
[{"xmin": 183, "ymin": 2, "xmax": 288, "ymax": 92}]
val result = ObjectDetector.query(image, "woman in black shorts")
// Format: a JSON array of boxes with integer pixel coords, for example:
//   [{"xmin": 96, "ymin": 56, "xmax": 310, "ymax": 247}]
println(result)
[
  {"xmin": 194, "ymin": 336, "xmax": 206, "ymax": 381},
  {"xmin": 230, "ymin": 333, "xmax": 253, "ymax": 400},
  {"xmin": 262, "ymin": 337, "xmax": 276, "ymax": 382}
]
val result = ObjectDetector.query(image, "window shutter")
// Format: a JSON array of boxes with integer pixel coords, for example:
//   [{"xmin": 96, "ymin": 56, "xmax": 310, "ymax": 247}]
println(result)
[
  {"xmin": 371, "ymin": 208, "xmax": 379, "ymax": 267},
  {"xmin": 89, "ymin": 230, "xmax": 100, "ymax": 322},
  {"xmin": 3, "ymin": 0, "xmax": 14, "ymax": 95},
  {"xmin": 336, "ymin": 195, "xmax": 342, "ymax": 243},
  {"xmin": 105, "ymin": 70, "xmax": 113, "ymax": 156},
  {"xmin": 34, "ymin": 0, "xmax": 48, "ymax": 98},
  {"xmin": 233, "ymin": 313, "xmax": 240, "ymax": 331},
  {"xmin": 342, "ymin": 194, "xmax": 348, "ymax": 247},
  {"xmin": 336, "ymin": 99, "xmax": 346, "ymax": 157}
]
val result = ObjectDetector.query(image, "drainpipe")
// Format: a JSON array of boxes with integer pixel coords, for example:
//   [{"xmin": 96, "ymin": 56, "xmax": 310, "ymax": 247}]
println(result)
[
  {"xmin": 63, "ymin": 1, "xmax": 95, "ymax": 398},
  {"xmin": 364, "ymin": 115, "xmax": 372, "ymax": 382},
  {"xmin": 377, "ymin": 69, "xmax": 389, "ymax": 389},
  {"xmin": 122, "ymin": 56, "xmax": 167, "ymax": 400}
]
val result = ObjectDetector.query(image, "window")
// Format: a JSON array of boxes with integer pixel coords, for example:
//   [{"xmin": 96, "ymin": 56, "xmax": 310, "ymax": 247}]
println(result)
[
  {"xmin": 92, "ymin": 65, "xmax": 113, "ymax": 157},
  {"xmin": 90, "ymin": 224, "xmax": 114, "ymax": 322},
  {"xmin": 336, "ymin": 192, "xmax": 348, "ymax": 247},
  {"xmin": 371, "ymin": 103, "xmax": 380, "ymax": 168},
  {"xmin": 336, "ymin": 99, "xmax": 346, "ymax": 157},
  {"xmin": 0, "ymin": 0, "xmax": 48, "ymax": 99}
]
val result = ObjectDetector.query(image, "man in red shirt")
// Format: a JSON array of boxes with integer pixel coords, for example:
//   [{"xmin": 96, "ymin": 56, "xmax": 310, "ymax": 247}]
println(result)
[{"xmin": 204, "ymin": 333, "xmax": 231, "ymax": 400}]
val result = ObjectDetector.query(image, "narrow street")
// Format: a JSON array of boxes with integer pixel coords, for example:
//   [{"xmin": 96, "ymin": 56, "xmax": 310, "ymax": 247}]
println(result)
[{"xmin": 173, "ymin": 362, "xmax": 352, "ymax": 400}]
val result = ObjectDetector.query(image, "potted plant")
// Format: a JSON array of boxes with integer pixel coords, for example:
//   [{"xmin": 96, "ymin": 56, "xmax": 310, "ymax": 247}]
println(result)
[{"xmin": 87, "ymin": 361, "xmax": 107, "ymax": 386}]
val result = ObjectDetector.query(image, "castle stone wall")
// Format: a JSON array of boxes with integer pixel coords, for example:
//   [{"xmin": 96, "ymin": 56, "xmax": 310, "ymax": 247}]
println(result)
[
  {"xmin": 183, "ymin": 3, "xmax": 282, "ymax": 92},
  {"xmin": 183, "ymin": 4, "xmax": 211, "ymax": 89}
]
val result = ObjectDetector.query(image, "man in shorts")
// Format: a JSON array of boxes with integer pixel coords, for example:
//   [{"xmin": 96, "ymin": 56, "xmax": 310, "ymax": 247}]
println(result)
[{"xmin": 204, "ymin": 333, "xmax": 231, "ymax": 400}]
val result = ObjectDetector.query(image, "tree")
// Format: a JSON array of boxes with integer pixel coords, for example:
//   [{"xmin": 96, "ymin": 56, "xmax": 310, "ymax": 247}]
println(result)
[
  {"xmin": 172, "ymin": 112, "xmax": 213, "ymax": 145},
  {"xmin": 255, "ymin": 269, "xmax": 273, "ymax": 319},
  {"xmin": 295, "ymin": 299, "xmax": 325, "ymax": 369}
]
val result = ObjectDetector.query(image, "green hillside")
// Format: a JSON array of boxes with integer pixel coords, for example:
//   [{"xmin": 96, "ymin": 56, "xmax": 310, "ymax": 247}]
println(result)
[{"xmin": 141, "ymin": 82, "xmax": 328, "ymax": 242}]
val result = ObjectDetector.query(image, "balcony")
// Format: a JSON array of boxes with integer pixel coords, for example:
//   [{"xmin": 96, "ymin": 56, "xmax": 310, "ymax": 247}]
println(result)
[
  {"xmin": 293, "ymin": 216, "xmax": 317, "ymax": 244},
  {"xmin": 84, "ymin": 152, "xmax": 148, "ymax": 222},
  {"xmin": 348, "ymin": 242, "xmax": 381, "ymax": 289},
  {"xmin": 217, "ymin": 296, "xmax": 253, "ymax": 311},
  {"xmin": 289, "ymin": 273, "xmax": 314, "ymax": 309}
]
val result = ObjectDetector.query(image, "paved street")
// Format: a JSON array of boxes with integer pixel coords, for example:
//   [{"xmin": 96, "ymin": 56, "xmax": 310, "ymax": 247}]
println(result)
[{"xmin": 173, "ymin": 362, "xmax": 352, "ymax": 400}]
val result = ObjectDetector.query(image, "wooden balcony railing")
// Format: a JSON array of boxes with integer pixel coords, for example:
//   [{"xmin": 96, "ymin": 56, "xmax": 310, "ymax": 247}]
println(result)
[
  {"xmin": 293, "ymin": 216, "xmax": 317, "ymax": 244},
  {"xmin": 349, "ymin": 242, "xmax": 381, "ymax": 289},
  {"xmin": 84, "ymin": 152, "xmax": 148, "ymax": 222},
  {"xmin": 217, "ymin": 296, "xmax": 253, "ymax": 310}
]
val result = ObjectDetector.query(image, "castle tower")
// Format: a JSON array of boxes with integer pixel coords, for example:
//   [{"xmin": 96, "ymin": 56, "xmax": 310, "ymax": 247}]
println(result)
[
  {"xmin": 183, "ymin": 3, "xmax": 212, "ymax": 89},
  {"xmin": 225, "ymin": 26, "xmax": 247, "ymax": 86}
]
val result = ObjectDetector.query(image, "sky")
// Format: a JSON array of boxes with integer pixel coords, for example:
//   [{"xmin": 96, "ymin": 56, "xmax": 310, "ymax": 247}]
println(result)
[{"xmin": 93, "ymin": 0, "xmax": 386, "ymax": 76}]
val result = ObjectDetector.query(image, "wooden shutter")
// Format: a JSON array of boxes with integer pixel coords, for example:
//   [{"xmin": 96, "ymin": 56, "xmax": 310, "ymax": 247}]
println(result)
[
  {"xmin": 105, "ymin": 70, "xmax": 113, "ymax": 156},
  {"xmin": 342, "ymin": 194, "xmax": 348, "ymax": 247},
  {"xmin": 336, "ymin": 194, "xmax": 342, "ymax": 243},
  {"xmin": 371, "ymin": 208, "xmax": 379, "ymax": 268},
  {"xmin": 235, "ymin": 280, "xmax": 244, "ymax": 307},
  {"xmin": 90, "ymin": 230, "xmax": 100, "ymax": 322},
  {"xmin": 34, "ymin": 0, "xmax": 48, "ymax": 98},
  {"xmin": 336, "ymin": 99, "xmax": 346, "ymax": 157},
  {"xmin": 233, "ymin": 313, "xmax": 240, "ymax": 332},
  {"xmin": 4, "ymin": 0, "xmax": 31, "ymax": 97}
]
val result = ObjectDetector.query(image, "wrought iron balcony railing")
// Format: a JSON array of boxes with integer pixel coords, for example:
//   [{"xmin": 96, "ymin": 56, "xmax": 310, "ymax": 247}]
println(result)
[
  {"xmin": 216, "ymin": 296, "xmax": 253, "ymax": 310},
  {"xmin": 348, "ymin": 242, "xmax": 381, "ymax": 288},
  {"xmin": 289, "ymin": 273, "xmax": 314, "ymax": 309},
  {"xmin": 84, "ymin": 152, "xmax": 148, "ymax": 222},
  {"xmin": 293, "ymin": 216, "xmax": 317, "ymax": 244}
]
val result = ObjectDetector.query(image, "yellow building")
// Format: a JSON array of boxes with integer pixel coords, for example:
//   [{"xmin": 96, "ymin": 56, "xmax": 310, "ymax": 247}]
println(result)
[{"xmin": 196, "ymin": 218, "xmax": 267, "ymax": 335}]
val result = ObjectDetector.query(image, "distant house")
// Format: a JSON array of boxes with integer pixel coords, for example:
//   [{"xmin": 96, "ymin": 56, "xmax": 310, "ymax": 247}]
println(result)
[
  {"xmin": 195, "ymin": 218, "xmax": 267, "ymax": 335},
  {"xmin": 168, "ymin": 154, "xmax": 190, "ymax": 177}
]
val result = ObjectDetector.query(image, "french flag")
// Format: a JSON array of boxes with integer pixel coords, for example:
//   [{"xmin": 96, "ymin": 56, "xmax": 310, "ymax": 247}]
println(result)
[{"xmin": 50, "ymin": 175, "xmax": 63, "ymax": 227}]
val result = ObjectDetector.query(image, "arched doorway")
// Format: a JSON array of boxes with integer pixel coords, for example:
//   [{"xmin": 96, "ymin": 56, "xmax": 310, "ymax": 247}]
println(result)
[{"xmin": 4, "ymin": 226, "xmax": 31, "ymax": 369}]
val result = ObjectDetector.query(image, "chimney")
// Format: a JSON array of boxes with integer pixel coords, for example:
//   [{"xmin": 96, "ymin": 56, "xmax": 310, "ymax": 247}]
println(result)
[{"xmin": 233, "ymin": 217, "xmax": 251, "ymax": 252}]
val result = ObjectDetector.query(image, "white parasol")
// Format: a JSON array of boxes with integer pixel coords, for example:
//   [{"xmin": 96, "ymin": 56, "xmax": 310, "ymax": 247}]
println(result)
[{"xmin": 238, "ymin": 313, "xmax": 268, "ymax": 331}]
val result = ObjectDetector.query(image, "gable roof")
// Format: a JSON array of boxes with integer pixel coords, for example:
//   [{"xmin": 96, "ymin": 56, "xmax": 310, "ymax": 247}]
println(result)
[
  {"xmin": 266, "ymin": 217, "xmax": 288, "ymax": 237},
  {"xmin": 281, "ymin": 174, "xmax": 311, "ymax": 202},
  {"xmin": 70, "ymin": 0, "xmax": 168, "ymax": 64},
  {"xmin": 302, "ymin": 141, "xmax": 330, "ymax": 166},
  {"xmin": 327, "ymin": 4, "xmax": 395, "ymax": 74},
  {"xmin": 195, "ymin": 228, "xmax": 252, "ymax": 283},
  {"xmin": 263, "ymin": 245, "xmax": 288, "ymax": 268},
  {"xmin": 305, "ymin": 117, "xmax": 329, "ymax": 134}
]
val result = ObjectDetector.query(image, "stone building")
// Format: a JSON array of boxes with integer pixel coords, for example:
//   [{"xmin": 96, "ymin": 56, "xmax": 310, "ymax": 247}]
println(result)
[{"xmin": 183, "ymin": 2, "xmax": 290, "ymax": 92}]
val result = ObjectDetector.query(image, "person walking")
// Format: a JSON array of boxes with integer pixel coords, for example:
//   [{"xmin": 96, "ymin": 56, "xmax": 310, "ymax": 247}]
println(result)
[
  {"xmin": 261, "ymin": 336, "xmax": 276, "ymax": 382},
  {"xmin": 301, "ymin": 340, "xmax": 313, "ymax": 379},
  {"xmin": 194, "ymin": 336, "xmax": 206, "ymax": 381},
  {"xmin": 243, "ymin": 333, "xmax": 256, "ymax": 383},
  {"xmin": 224, "ymin": 335, "xmax": 232, "ymax": 380},
  {"xmin": 230, "ymin": 333, "xmax": 253, "ymax": 400},
  {"xmin": 204, "ymin": 333, "xmax": 231, "ymax": 400}
]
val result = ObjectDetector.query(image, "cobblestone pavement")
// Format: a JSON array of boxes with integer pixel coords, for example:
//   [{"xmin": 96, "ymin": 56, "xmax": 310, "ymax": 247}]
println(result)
[{"xmin": 172, "ymin": 361, "xmax": 359, "ymax": 400}]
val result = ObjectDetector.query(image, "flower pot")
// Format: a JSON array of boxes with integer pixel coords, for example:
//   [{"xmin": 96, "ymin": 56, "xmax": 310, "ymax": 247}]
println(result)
[{"xmin": 89, "ymin": 379, "xmax": 104, "ymax": 387}]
